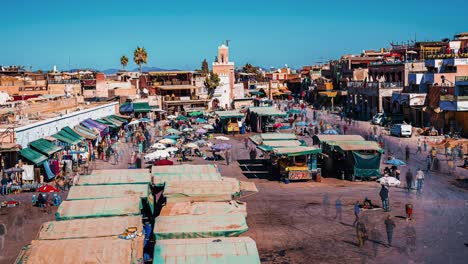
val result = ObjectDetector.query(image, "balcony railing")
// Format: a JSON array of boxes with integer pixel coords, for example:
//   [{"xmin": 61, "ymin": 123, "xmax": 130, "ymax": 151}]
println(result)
[
  {"xmin": 440, "ymin": 95, "xmax": 468, "ymax": 101},
  {"xmin": 427, "ymin": 53, "xmax": 468, "ymax": 59},
  {"xmin": 347, "ymin": 81, "xmax": 403, "ymax": 89}
]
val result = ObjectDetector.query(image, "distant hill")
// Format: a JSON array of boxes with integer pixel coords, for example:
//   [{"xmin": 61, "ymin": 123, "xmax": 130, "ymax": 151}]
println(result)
[
  {"xmin": 101, "ymin": 68, "xmax": 120, "ymax": 75},
  {"xmin": 133, "ymin": 66, "xmax": 181, "ymax": 72}
]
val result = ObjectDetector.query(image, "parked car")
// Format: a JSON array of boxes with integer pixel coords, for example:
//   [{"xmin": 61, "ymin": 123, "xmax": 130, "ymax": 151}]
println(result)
[{"xmin": 390, "ymin": 123, "xmax": 412, "ymax": 137}]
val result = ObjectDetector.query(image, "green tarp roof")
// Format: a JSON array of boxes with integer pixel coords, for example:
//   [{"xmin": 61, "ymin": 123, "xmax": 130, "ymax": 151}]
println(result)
[
  {"xmin": 74, "ymin": 125, "xmax": 98, "ymax": 140},
  {"xmin": 153, "ymin": 237, "xmax": 261, "ymax": 264},
  {"xmin": 273, "ymin": 146, "xmax": 322, "ymax": 157},
  {"xmin": 61, "ymin": 126, "xmax": 84, "ymax": 141},
  {"xmin": 55, "ymin": 197, "xmax": 142, "ymax": 220},
  {"xmin": 325, "ymin": 140, "xmax": 383, "ymax": 153},
  {"xmin": 29, "ymin": 139, "xmax": 61, "ymax": 156},
  {"xmin": 248, "ymin": 91, "xmax": 264, "ymax": 95},
  {"xmin": 314, "ymin": 135, "xmax": 365, "ymax": 143},
  {"xmin": 152, "ymin": 164, "xmax": 218, "ymax": 175},
  {"xmin": 96, "ymin": 119, "xmax": 117, "ymax": 128},
  {"xmin": 67, "ymin": 184, "xmax": 150, "ymax": 201},
  {"xmin": 215, "ymin": 111, "xmax": 244, "ymax": 119},
  {"xmin": 77, "ymin": 169, "xmax": 151, "ymax": 185},
  {"xmin": 52, "ymin": 130, "xmax": 81, "ymax": 145},
  {"xmin": 153, "ymin": 214, "xmax": 248, "ymax": 240},
  {"xmin": 249, "ymin": 133, "xmax": 297, "ymax": 145},
  {"xmin": 104, "ymin": 117, "xmax": 123, "ymax": 126},
  {"xmin": 20, "ymin": 148, "xmax": 48, "ymax": 165},
  {"xmin": 109, "ymin": 115, "xmax": 129, "ymax": 123},
  {"xmin": 133, "ymin": 102, "xmax": 151, "ymax": 113},
  {"xmin": 153, "ymin": 173, "xmax": 221, "ymax": 187}
]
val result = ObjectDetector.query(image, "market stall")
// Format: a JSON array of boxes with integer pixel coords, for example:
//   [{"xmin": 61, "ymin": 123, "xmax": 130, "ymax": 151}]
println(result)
[
  {"xmin": 77, "ymin": 169, "xmax": 151, "ymax": 185},
  {"xmin": 153, "ymin": 237, "xmax": 260, "ymax": 264},
  {"xmin": 271, "ymin": 146, "xmax": 322, "ymax": 181},
  {"xmin": 246, "ymin": 107, "xmax": 287, "ymax": 132},
  {"xmin": 159, "ymin": 201, "xmax": 247, "ymax": 217},
  {"xmin": 55, "ymin": 197, "xmax": 142, "ymax": 220},
  {"xmin": 215, "ymin": 110, "xmax": 245, "ymax": 134}
]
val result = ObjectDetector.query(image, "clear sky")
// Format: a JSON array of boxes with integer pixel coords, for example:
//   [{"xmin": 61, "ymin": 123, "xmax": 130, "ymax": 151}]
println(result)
[{"xmin": 2, "ymin": 0, "xmax": 466, "ymax": 71}]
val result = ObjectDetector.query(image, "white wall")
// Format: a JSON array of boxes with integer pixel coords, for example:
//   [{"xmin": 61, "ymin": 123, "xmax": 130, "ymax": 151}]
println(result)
[
  {"xmin": 15, "ymin": 102, "xmax": 117, "ymax": 148},
  {"xmin": 233, "ymin": 83, "xmax": 245, "ymax": 100},
  {"xmin": 211, "ymin": 75, "xmax": 231, "ymax": 109}
]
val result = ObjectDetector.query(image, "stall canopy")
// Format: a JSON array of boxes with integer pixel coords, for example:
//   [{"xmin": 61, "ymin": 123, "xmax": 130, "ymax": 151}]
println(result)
[
  {"xmin": 81, "ymin": 118, "xmax": 108, "ymax": 136},
  {"xmin": 104, "ymin": 116, "xmax": 124, "ymax": 126},
  {"xmin": 133, "ymin": 102, "xmax": 151, "ymax": 113},
  {"xmin": 159, "ymin": 201, "xmax": 247, "ymax": 217},
  {"xmin": 55, "ymin": 197, "xmax": 142, "ymax": 220},
  {"xmin": 313, "ymin": 135, "xmax": 365, "ymax": 144},
  {"xmin": 352, "ymin": 152, "xmax": 382, "ymax": 178},
  {"xmin": 273, "ymin": 146, "xmax": 322, "ymax": 157},
  {"xmin": 326, "ymin": 140, "xmax": 383, "ymax": 153},
  {"xmin": 249, "ymin": 133, "xmax": 297, "ymax": 145},
  {"xmin": 96, "ymin": 119, "xmax": 117, "ymax": 128},
  {"xmin": 16, "ymin": 237, "xmax": 143, "ymax": 264},
  {"xmin": 248, "ymin": 106, "xmax": 287, "ymax": 117},
  {"xmin": 153, "ymin": 173, "xmax": 221, "ymax": 187},
  {"xmin": 20, "ymin": 148, "xmax": 48, "ymax": 165},
  {"xmin": 153, "ymin": 237, "xmax": 261, "ymax": 264},
  {"xmin": 67, "ymin": 184, "xmax": 150, "ymax": 201},
  {"xmin": 153, "ymin": 214, "xmax": 248, "ymax": 240},
  {"xmin": 29, "ymin": 139, "xmax": 61, "ymax": 156},
  {"xmin": 73, "ymin": 125, "xmax": 98, "ymax": 140},
  {"xmin": 61, "ymin": 126, "xmax": 84, "ymax": 141},
  {"xmin": 109, "ymin": 115, "xmax": 129, "ymax": 123},
  {"xmin": 36, "ymin": 216, "xmax": 142, "ymax": 240},
  {"xmin": 51, "ymin": 130, "xmax": 81, "ymax": 145},
  {"xmin": 77, "ymin": 169, "xmax": 151, "ymax": 185},
  {"xmin": 215, "ymin": 110, "xmax": 244, "ymax": 120},
  {"xmin": 152, "ymin": 164, "xmax": 218, "ymax": 175},
  {"xmin": 119, "ymin": 103, "xmax": 134, "ymax": 113}
]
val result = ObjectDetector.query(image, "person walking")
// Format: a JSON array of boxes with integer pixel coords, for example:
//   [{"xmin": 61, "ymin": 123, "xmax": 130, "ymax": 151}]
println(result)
[
  {"xmin": 405, "ymin": 203, "xmax": 413, "ymax": 221},
  {"xmin": 322, "ymin": 194, "xmax": 330, "ymax": 217},
  {"xmin": 416, "ymin": 139, "xmax": 422, "ymax": 154},
  {"xmin": 0, "ymin": 176, "xmax": 8, "ymax": 196},
  {"xmin": 379, "ymin": 185, "xmax": 390, "ymax": 212},
  {"xmin": 353, "ymin": 201, "xmax": 361, "ymax": 226},
  {"xmin": 426, "ymin": 155, "xmax": 432, "ymax": 172},
  {"xmin": 356, "ymin": 221, "xmax": 368, "ymax": 247},
  {"xmin": 384, "ymin": 215, "xmax": 396, "ymax": 247},
  {"xmin": 405, "ymin": 145, "xmax": 410, "ymax": 162},
  {"xmin": 370, "ymin": 227, "xmax": 382, "ymax": 258},
  {"xmin": 0, "ymin": 222, "xmax": 6, "ymax": 258},
  {"xmin": 416, "ymin": 168, "xmax": 425, "ymax": 193},
  {"xmin": 225, "ymin": 150, "xmax": 230, "ymax": 166},
  {"xmin": 406, "ymin": 168, "xmax": 413, "ymax": 193},
  {"xmin": 334, "ymin": 197, "xmax": 342, "ymax": 221},
  {"xmin": 423, "ymin": 138, "xmax": 428, "ymax": 152}
]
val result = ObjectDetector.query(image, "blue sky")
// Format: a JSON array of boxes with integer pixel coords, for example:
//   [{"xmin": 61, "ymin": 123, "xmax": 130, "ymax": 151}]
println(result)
[{"xmin": 1, "ymin": 0, "xmax": 466, "ymax": 71}]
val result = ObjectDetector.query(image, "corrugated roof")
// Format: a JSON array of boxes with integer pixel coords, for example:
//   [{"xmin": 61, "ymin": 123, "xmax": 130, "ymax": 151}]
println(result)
[
  {"xmin": 153, "ymin": 237, "xmax": 260, "ymax": 264},
  {"xmin": 20, "ymin": 148, "xmax": 48, "ymax": 165}
]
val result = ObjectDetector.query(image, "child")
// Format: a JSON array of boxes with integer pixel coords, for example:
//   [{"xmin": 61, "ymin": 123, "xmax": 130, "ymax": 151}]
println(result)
[{"xmin": 405, "ymin": 203, "xmax": 413, "ymax": 221}]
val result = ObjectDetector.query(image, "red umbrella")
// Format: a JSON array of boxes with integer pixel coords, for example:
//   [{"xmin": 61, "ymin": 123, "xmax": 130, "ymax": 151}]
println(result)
[
  {"xmin": 154, "ymin": 159, "xmax": 174, "ymax": 166},
  {"xmin": 37, "ymin": 185, "xmax": 59, "ymax": 193},
  {"xmin": 273, "ymin": 123, "xmax": 283, "ymax": 129}
]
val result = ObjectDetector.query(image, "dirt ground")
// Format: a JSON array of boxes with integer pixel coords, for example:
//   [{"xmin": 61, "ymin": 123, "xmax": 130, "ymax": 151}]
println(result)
[{"xmin": 1, "ymin": 111, "xmax": 467, "ymax": 264}]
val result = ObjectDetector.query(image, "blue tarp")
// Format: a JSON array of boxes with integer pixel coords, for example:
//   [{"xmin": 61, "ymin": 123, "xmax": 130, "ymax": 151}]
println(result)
[
  {"xmin": 119, "ymin": 103, "xmax": 134, "ymax": 113},
  {"xmin": 43, "ymin": 161, "xmax": 55, "ymax": 180}
]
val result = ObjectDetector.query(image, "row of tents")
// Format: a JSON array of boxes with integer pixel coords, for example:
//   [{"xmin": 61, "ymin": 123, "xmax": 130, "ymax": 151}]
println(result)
[{"xmin": 151, "ymin": 164, "xmax": 261, "ymax": 263}]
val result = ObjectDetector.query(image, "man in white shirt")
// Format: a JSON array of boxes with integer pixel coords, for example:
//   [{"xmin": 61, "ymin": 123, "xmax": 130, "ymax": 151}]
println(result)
[{"xmin": 416, "ymin": 168, "xmax": 425, "ymax": 194}]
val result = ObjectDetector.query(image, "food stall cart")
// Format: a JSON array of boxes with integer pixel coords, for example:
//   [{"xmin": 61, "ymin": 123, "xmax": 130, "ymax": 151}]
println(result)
[{"xmin": 271, "ymin": 146, "xmax": 322, "ymax": 182}]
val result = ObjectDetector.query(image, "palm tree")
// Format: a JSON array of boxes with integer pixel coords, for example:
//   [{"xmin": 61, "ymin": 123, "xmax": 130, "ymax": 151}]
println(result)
[
  {"xmin": 120, "ymin": 55, "xmax": 128, "ymax": 70},
  {"xmin": 133, "ymin": 47, "xmax": 148, "ymax": 73}
]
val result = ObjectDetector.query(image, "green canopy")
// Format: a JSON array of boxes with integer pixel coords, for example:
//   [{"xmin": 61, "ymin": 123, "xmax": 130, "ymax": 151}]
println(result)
[
  {"xmin": 133, "ymin": 102, "xmax": 151, "ymax": 113},
  {"xmin": 109, "ymin": 115, "xmax": 129, "ymax": 123},
  {"xmin": 96, "ymin": 119, "xmax": 117, "ymax": 128},
  {"xmin": 215, "ymin": 111, "xmax": 244, "ymax": 120},
  {"xmin": 326, "ymin": 140, "xmax": 383, "ymax": 153},
  {"xmin": 273, "ymin": 146, "xmax": 322, "ymax": 157},
  {"xmin": 20, "ymin": 148, "xmax": 48, "ymax": 165},
  {"xmin": 73, "ymin": 125, "xmax": 98, "ymax": 140},
  {"xmin": 29, "ymin": 139, "xmax": 61, "ymax": 156},
  {"xmin": 52, "ymin": 130, "xmax": 81, "ymax": 145},
  {"xmin": 61, "ymin": 126, "xmax": 84, "ymax": 141},
  {"xmin": 176, "ymin": 115, "xmax": 189, "ymax": 121},
  {"xmin": 352, "ymin": 152, "xmax": 382, "ymax": 179},
  {"xmin": 188, "ymin": 111, "xmax": 203, "ymax": 117},
  {"xmin": 153, "ymin": 237, "xmax": 261, "ymax": 264},
  {"xmin": 104, "ymin": 117, "xmax": 123, "ymax": 126},
  {"xmin": 249, "ymin": 91, "xmax": 264, "ymax": 95}
]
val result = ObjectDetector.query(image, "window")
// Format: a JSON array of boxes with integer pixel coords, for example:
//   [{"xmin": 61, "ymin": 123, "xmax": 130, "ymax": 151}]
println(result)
[{"xmin": 459, "ymin": 85, "xmax": 468, "ymax": 96}]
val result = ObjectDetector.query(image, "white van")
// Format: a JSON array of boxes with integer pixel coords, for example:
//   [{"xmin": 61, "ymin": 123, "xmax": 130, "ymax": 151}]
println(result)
[{"xmin": 390, "ymin": 124, "xmax": 412, "ymax": 137}]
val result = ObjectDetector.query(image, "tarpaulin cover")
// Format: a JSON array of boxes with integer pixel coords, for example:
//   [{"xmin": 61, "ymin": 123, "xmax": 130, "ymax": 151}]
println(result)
[
  {"xmin": 20, "ymin": 148, "xmax": 47, "ymax": 165},
  {"xmin": 36, "ymin": 216, "xmax": 142, "ymax": 240},
  {"xmin": 110, "ymin": 114, "xmax": 130, "ymax": 123},
  {"xmin": 81, "ymin": 118, "xmax": 108, "ymax": 137},
  {"xmin": 96, "ymin": 119, "xmax": 117, "ymax": 128},
  {"xmin": 314, "ymin": 135, "xmax": 365, "ymax": 143},
  {"xmin": 159, "ymin": 201, "xmax": 247, "ymax": 217},
  {"xmin": 51, "ymin": 131, "xmax": 81, "ymax": 145},
  {"xmin": 248, "ymin": 107, "xmax": 287, "ymax": 117},
  {"xmin": 37, "ymin": 185, "xmax": 59, "ymax": 193},
  {"xmin": 273, "ymin": 146, "xmax": 322, "ymax": 157},
  {"xmin": 120, "ymin": 103, "xmax": 134, "ymax": 113},
  {"xmin": 326, "ymin": 140, "xmax": 383, "ymax": 153},
  {"xmin": 133, "ymin": 102, "xmax": 151, "ymax": 113},
  {"xmin": 61, "ymin": 126, "xmax": 84, "ymax": 141},
  {"xmin": 77, "ymin": 169, "xmax": 151, "ymax": 185},
  {"xmin": 152, "ymin": 164, "xmax": 218, "ymax": 175},
  {"xmin": 262, "ymin": 140, "xmax": 302, "ymax": 148},
  {"xmin": 153, "ymin": 214, "xmax": 248, "ymax": 240},
  {"xmin": 29, "ymin": 139, "xmax": 61, "ymax": 156},
  {"xmin": 55, "ymin": 197, "xmax": 142, "ymax": 220},
  {"xmin": 104, "ymin": 116, "xmax": 124, "ymax": 126},
  {"xmin": 153, "ymin": 237, "xmax": 261, "ymax": 264},
  {"xmin": 15, "ymin": 237, "xmax": 143, "ymax": 264},
  {"xmin": 352, "ymin": 152, "xmax": 382, "ymax": 179},
  {"xmin": 153, "ymin": 173, "xmax": 221, "ymax": 187},
  {"xmin": 215, "ymin": 110, "xmax": 244, "ymax": 119},
  {"xmin": 73, "ymin": 125, "xmax": 98, "ymax": 140},
  {"xmin": 67, "ymin": 184, "xmax": 154, "ymax": 213},
  {"xmin": 43, "ymin": 161, "xmax": 55, "ymax": 180},
  {"xmin": 163, "ymin": 178, "xmax": 242, "ymax": 203},
  {"xmin": 249, "ymin": 133, "xmax": 297, "ymax": 145}
]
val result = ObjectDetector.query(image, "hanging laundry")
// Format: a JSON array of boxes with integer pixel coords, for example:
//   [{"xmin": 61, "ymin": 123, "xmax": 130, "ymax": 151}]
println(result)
[
  {"xmin": 22, "ymin": 165, "xmax": 34, "ymax": 181},
  {"xmin": 43, "ymin": 161, "xmax": 55, "ymax": 180}
]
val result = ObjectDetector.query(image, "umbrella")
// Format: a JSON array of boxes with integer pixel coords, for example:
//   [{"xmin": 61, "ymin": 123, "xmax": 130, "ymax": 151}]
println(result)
[
  {"xmin": 165, "ymin": 147, "xmax": 179, "ymax": 153},
  {"xmin": 195, "ymin": 140, "xmax": 207, "ymax": 146},
  {"xmin": 159, "ymin": 138, "xmax": 176, "ymax": 145},
  {"xmin": 196, "ymin": 128, "xmax": 207, "ymax": 134},
  {"xmin": 184, "ymin": 143, "xmax": 198, "ymax": 149},
  {"xmin": 37, "ymin": 185, "xmax": 59, "ymax": 193},
  {"xmin": 139, "ymin": 118, "xmax": 152, "ymax": 123},
  {"xmin": 212, "ymin": 143, "xmax": 232, "ymax": 151},
  {"xmin": 377, "ymin": 176, "xmax": 401, "ymax": 187},
  {"xmin": 154, "ymin": 159, "xmax": 174, "ymax": 166},
  {"xmin": 296, "ymin": 121, "xmax": 307, "ymax": 127},
  {"xmin": 182, "ymin": 128, "xmax": 193, "ymax": 132},
  {"xmin": 273, "ymin": 123, "xmax": 284, "ymax": 129},
  {"xmin": 188, "ymin": 111, "xmax": 203, "ymax": 117},
  {"xmin": 203, "ymin": 124, "xmax": 214, "ymax": 130},
  {"xmin": 323, "ymin": 129, "xmax": 338, "ymax": 135},
  {"xmin": 164, "ymin": 135, "xmax": 180, "ymax": 140},
  {"xmin": 3, "ymin": 167, "xmax": 24, "ymax": 174},
  {"xmin": 215, "ymin": 136, "xmax": 230, "ymax": 141},
  {"xmin": 167, "ymin": 115, "xmax": 177, "ymax": 120},
  {"xmin": 176, "ymin": 115, "xmax": 189, "ymax": 121},
  {"xmin": 385, "ymin": 158, "xmax": 406, "ymax": 166},
  {"xmin": 166, "ymin": 128, "xmax": 181, "ymax": 135},
  {"xmin": 195, "ymin": 118, "xmax": 208, "ymax": 123},
  {"xmin": 151, "ymin": 143, "xmax": 166, "ymax": 150},
  {"xmin": 145, "ymin": 150, "xmax": 170, "ymax": 160}
]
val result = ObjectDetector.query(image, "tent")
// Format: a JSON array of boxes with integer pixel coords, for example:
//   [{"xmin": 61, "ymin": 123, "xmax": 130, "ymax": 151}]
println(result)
[
  {"xmin": 55, "ymin": 197, "xmax": 142, "ymax": 220},
  {"xmin": 36, "ymin": 216, "xmax": 142, "ymax": 240},
  {"xmin": 154, "ymin": 214, "xmax": 248, "ymax": 240},
  {"xmin": 249, "ymin": 133, "xmax": 297, "ymax": 145},
  {"xmin": 159, "ymin": 201, "xmax": 247, "ymax": 217},
  {"xmin": 153, "ymin": 237, "xmax": 260, "ymax": 264},
  {"xmin": 312, "ymin": 135, "xmax": 365, "ymax": 145},
  {"xmin": 152, "ymin": 164, "xmax": 218, "ymax": 175},
  {"xmin": 133, "ymin": 102, "xmax": 151, "ymax": 113},
  {"xmin": 20, "ymin": 148, "xmax": 48, "ymax": 165},
  {"xmin": 15, "ymin": 237, "xmax": 143, "ymax": 264},
  {"xmin": 273, "ymin": 146, "xmax": 322, "ymax": 157},
  {"xmin": 37, "ymin": 185, "xmax": 59, "ymax": 193},
  {"xmin": 29, "ymin": 139, "xmax": 62, "ymax": 156},
  {"xmin": 77, "ymin": 169, "xmax": 151, "ymax": 185}
]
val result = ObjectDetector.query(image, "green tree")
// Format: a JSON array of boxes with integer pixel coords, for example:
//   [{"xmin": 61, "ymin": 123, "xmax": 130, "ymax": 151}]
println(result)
[
  {"xmin": 120, "ymin": 55, "xmax": 129, "ymax": 70},
  {"xmin": 204, "ymin": 71, "xmax": 220, "ymax": 98},
  {"xmin": 201, "ymin": 59, "xmax": 209, "ymax": 75},
  {"xmin": 242, "ymin": 63, "xmax": 265, "ymax": 81},
  {"xmin": 133, "ymin": 47, "xmax": 148, "ymax": 73}
]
